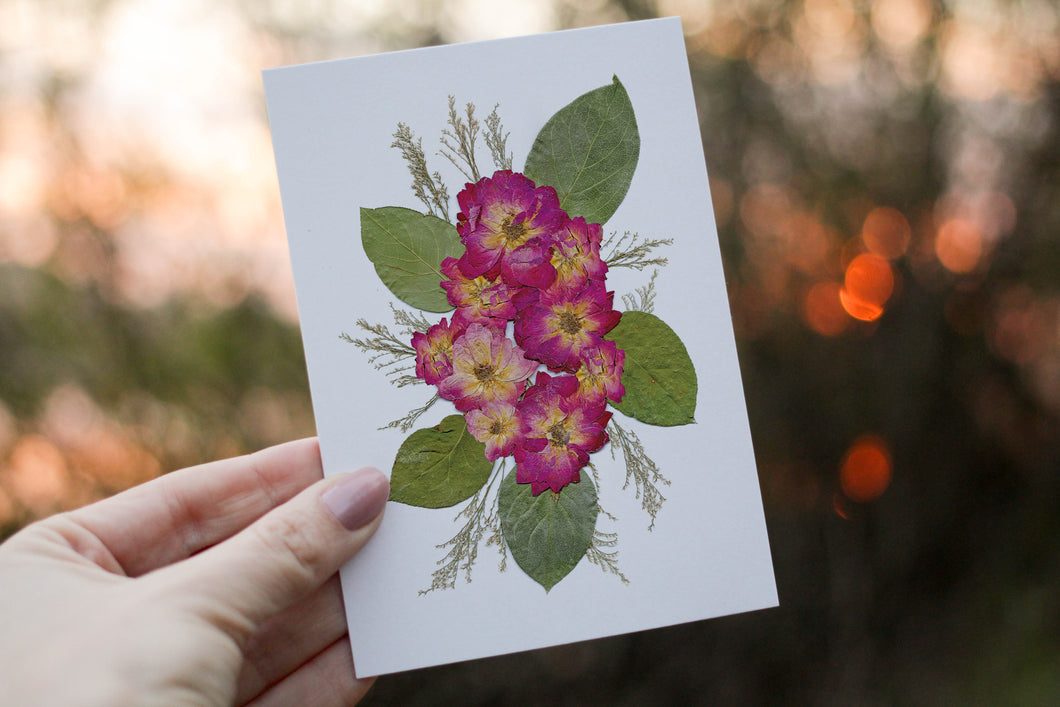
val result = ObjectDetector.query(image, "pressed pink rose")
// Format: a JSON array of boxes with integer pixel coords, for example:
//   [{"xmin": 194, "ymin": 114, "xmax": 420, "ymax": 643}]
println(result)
[
  {"xmin": 455, "ymin": 170, "xmax": 564, "ymax": 281},
  {"xmin": 547, "ymin": 217, "xmax": 607, "ymax": 296},
  {"xmin": 514, "ymin": 372, "xmax": 611, "ymax": 495},
  {"xmin": 439, "ymin": 256, "xmax": 517, "ymax": 325},
  {"xmin": 411, "ymin": 317, "xmax": 464, "ymax": 386},
  {"xmin": 450, "ymin": 306, "xmax": 509, "ymax": 334},
  {"xmin": 514, "ymin": 438, "xmax": 586, "ymax": 497},
  {"xmin": 513, "ymin": 281, "xmax": 622, "ymax": 372},
  {"xmin": 465, "ymin": 401, "xmax": 523, "ymax": 461},
  {"xmin": 575, "ymin": 340, "xmax": 625, "ymax": 404},
  {"xmin": 437, "ymin": 323, "xmax": 537, "ymax": 412},
  {"xmin": 500, "ymin": 236, "xmax": 557, "ymax": 290},
  {"xmin": 518, "ymin": 370, "xmax": 580, "ymax": 413},
  {"xmin": 510, "ymin": 284, "xmax": 543, "ymax": 313}
]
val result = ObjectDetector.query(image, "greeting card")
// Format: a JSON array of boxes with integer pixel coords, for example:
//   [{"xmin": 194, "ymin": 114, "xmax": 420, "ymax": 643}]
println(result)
[{"xmin": 264, "ymin": 17, "xmax": 777, "ymax": 677}]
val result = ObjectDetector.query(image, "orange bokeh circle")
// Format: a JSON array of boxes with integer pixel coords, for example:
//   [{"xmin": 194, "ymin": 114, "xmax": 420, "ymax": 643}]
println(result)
[
  {"xmin": 862, "ymin": 206, "xmax": 911, "ymax": 259},
  {"xmin": 840, "ymin": 435, "xmax": 893, "ymax": 503},
  {"xmin": 803, "ymin": 281, "xmax": 851, "ymax": 336},
  {"xmin": 844, "ymin": 253, "xmax": 894, "ymax": 306}
]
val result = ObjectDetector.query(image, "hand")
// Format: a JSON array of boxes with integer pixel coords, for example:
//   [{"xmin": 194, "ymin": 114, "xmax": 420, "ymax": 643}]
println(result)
[{"xmin": 0, "ymin": 438, "xmax": 388, "ymax": 706}]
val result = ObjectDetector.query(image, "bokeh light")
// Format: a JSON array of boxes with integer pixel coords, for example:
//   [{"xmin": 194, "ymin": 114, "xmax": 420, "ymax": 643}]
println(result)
[
  {"xmin": 839, "ymin": 253, "xmax": 893, "ymax": 321},
  {"xmin": 803, "ymin": 280, "xmax": 851, "ymax": 336},
  {"xmin": 870, "ymin": 0, "xmax": 933, "ymax": 52},
  {"xmin": 861, "ymin": 206, "xmax": 911, "ymax": 260},
  {"xmin": 844, "ymin": 253, "xmax": 894, "ymax": 307},
  {"xmin": 935, "ymin": 218, "xmax": 983, "ymax": 274},
  {"xmin": 3, "ymin": 435, "xmax": 68, "ymax": 516},
  {"xmin": 839, "ymin": 287, "xmax": 884, "ymax": 321},
  {"xmin": 839, "ymin": 435, "xmax": 893, "ymax": 503}
]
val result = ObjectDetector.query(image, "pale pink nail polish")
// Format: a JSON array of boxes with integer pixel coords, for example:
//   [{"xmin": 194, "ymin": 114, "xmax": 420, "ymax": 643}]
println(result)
[{"xmin": 322, "ymin": 467, "xmax": 389, "ymax": 530}]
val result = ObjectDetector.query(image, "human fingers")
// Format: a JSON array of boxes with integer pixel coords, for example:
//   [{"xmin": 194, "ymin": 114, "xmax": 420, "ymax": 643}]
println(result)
[
  {"xmin": 234, "ymin": 577, "xmax": 348, "ymax": 704},
  {"xmin": 156, "ymin": 466, "xmax": 388, "ymax": 644},
  {"xmin": 246, "ymin": 638, "xmax": 375, "ymax": 707},
  {"xmin": 64, "ymin": 438, "xmax": 325, "ymax": 576}
]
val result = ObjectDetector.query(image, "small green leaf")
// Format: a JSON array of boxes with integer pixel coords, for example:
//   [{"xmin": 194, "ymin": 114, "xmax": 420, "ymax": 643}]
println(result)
[
  {"xmin": 607, "ymin": 311, "xmax": 697, "ymax": 426},
  {"xmin": 498, "ymin": 468, "xmax": 598, "ymax": 592},
  {"xmin": 360, "ymin": 206, "xmax": 461, "ymax": 312},
  {"xmin": 390, "ymin": 415, "xmax": 492, "ymax": 508},
  {"xmin": 524, "ymin": 76, "xmax": 639, "ymax": 226}
]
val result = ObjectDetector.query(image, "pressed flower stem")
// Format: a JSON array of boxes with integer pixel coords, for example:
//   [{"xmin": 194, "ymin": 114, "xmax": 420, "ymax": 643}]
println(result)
[
  {"xmin": 420, "ymin": 458, "xmax": 508, "ymax": 594},
  {"xmin": 602, "ymin": 230, "xmax": 673, "ymax": 270},
  {"xmin": 439, "ymin": 96, "xmax": 481, "ymax": 183},
  {"xmin": 392, "ymin": 122, "xmax": 451, "ymax": 221},
  {"xmin": 607, "ymin": 418, "xmax": 670, "ymax": 530},
  {"xmin": 485, "ymin": 104, "xmax": 513, "ymax": 171},
  {"xmin": 380, "ymin": 394, "xmax": 439, "ymax": 433}
]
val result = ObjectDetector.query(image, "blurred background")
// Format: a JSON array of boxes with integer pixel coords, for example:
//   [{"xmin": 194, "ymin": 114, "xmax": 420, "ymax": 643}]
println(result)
[{"xmin": 1, "ymin": 0, "xmax": 1058, "ymax": 703}]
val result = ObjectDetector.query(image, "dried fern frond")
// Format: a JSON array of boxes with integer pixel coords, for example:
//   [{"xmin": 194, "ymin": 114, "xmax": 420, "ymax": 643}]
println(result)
[
  {"xmin": 622, "ymin": 269, "xmax": 659, "ymax": 314},
  {"xmin": 420, "ymin": 459, "xmax": 507, "ymax": 594},
  {"xmin": 586, "ymin": 525, "xmax": 629, "ymax": 584},
  {"xmin": 439, "ymin": 96, "xmax": 481, "ymax": 183},
  {"xmin": 390, "ymin": 304, "xmax": 433, "ymax": 336},
  {"xmin": 340, "ymin": 319, "xmax": 418, "ymax": 388},
  {"xmin": 580, "ymin": 462, "xmax": 627, "ymax": 582},
  {"xmin": 603, "ymin": 230, "xmax": 673, "ymax": 270},
  {"xmin": 608, "ymin": 419, "xmax": 670, "ymax": 530},
  {"xmin": 391, "ymin": 122, "xmax": 450, "ymax": 221},
  {"xmin": 485, "ymin": 104, "xmax": 513, "ymax": 171},
  {"xmin": 380, "ymin": 394, "xmax": 439, "ymax": 433}
]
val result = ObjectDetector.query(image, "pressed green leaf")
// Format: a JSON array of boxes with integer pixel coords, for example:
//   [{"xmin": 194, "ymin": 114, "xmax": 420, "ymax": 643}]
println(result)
[
  {"xmin": 390, "ymin": 415, "xmax": 492, "ymax": 508},
  {"xmin": 524, "ymin": 76, "xmax": 639, "ymax": 226},
  {"xmin": 607, "ymin": 311, "xmax": 697, "ymax": 426},
  {"xmin": 360, "ymin": 206, "xmax": 461, "ymax": 313},
  {"xmin": 498, "ymin": 468, "xmax": 597, "ymax": 592}
]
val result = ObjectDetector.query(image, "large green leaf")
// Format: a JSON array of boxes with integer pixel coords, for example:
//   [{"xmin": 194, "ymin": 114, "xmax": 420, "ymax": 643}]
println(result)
[
  {"xmin": 524, "ymin": 76, "xmax": 639, "ymax": 226},
  {"xmin": 606, "ymin": 311, "xmax": 697, "ymax": 426},
  {"xmin": 360, "ymin": 206, "xmax": 461, "ymax": 312},
  {"xmin": 498, "ymin": 468, "xmax": 598, "ymax": 592},
  {"xmin": 390, "ymin": 415, "xmax": 492, "ymax": 508}
]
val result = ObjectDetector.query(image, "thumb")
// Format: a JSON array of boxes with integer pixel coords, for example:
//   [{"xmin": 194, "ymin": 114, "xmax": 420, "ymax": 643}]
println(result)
[{"xmin": 159, "ymin": 467, "xmax": 389, "ymax": 640}]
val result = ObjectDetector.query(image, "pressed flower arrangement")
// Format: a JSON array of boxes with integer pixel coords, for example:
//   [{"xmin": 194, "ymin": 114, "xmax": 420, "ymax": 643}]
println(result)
[{"xmin": 347, "ymin": 78, "xmax": 698, "ymax": 592}]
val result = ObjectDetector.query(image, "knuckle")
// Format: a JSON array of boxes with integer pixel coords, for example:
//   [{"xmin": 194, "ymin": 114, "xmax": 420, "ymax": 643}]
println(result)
[{"xmin": 253, "ymin": 511, "xmax": 330, "ymax": 583}]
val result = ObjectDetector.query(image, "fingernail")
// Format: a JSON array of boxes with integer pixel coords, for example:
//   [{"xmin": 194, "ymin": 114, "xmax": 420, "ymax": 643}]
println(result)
[{"xmin": 322, "ymin": 467, "xmax": 389, "ymax": 530}]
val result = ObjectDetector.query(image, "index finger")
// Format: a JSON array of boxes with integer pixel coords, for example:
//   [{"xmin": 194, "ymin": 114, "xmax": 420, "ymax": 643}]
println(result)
[{"xmin": 63, "ymin": 438, "xmax": 326, "ymax": 576}]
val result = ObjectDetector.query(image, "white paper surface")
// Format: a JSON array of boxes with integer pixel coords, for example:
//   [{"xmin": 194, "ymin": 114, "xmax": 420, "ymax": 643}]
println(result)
[{"xmin": 264, "ymin": 17, "xmax": 776, "ymax": 677}]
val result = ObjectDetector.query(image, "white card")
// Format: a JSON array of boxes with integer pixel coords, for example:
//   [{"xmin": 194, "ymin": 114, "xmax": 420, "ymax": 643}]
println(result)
[{"xmin": 264, "ymin": 17, "xmax": 776, "ymax": 677}]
